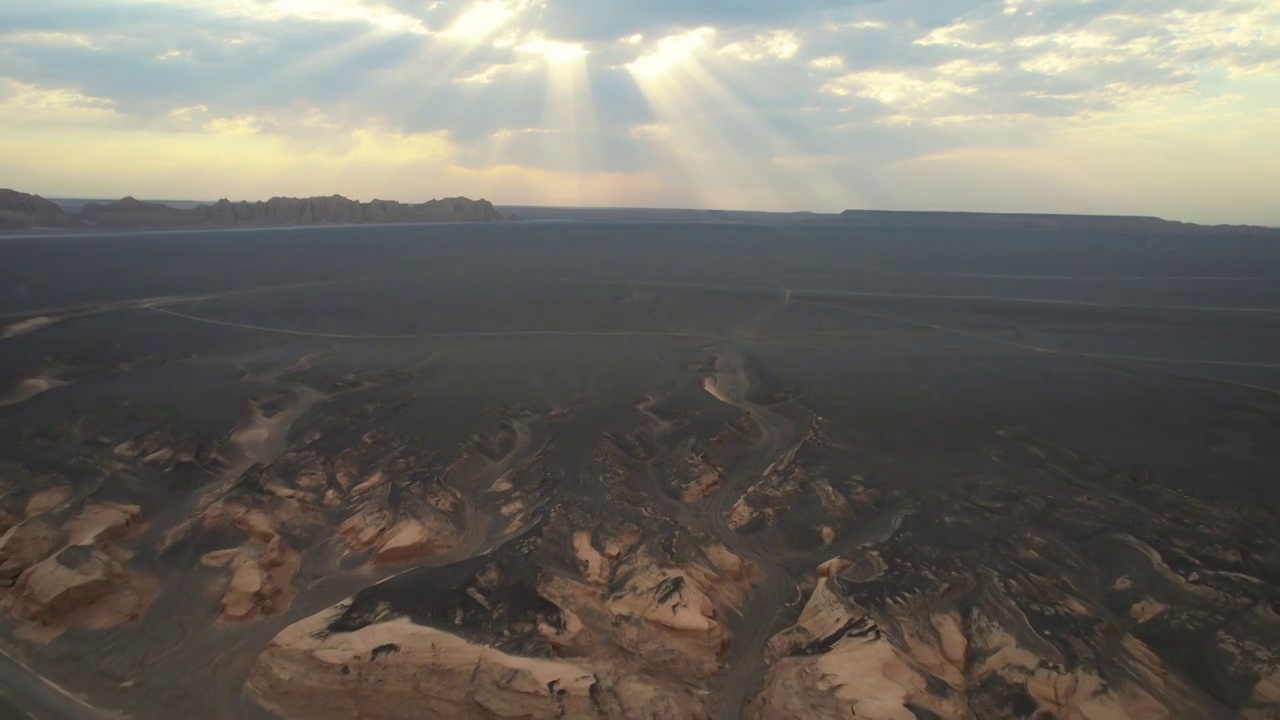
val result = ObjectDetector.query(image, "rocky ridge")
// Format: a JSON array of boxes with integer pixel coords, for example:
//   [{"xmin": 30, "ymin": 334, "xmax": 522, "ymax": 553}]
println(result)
[
  {"xmin": 838, "ymin": 209, "xmax": 1279, "ymax": 235},
  {"xmin": 0, "ymin": 189, "xmax": 499, "ymax": 230}
]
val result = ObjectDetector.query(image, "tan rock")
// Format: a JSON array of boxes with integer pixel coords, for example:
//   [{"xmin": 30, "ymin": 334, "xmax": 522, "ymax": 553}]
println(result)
[
  {"xmin": 65, "ymin": 503, "xmax": 142, "ymax": 546},
  {"xmin": 200, "ymin": 549, "xmax": 239, "ymax": 568},
  {"xmin": 349, "ymin": 471, "xmax": 386, "ymax": 497},
  {"xmin": 248, "ymin": 610, "xmax": 707, "ymax": 720},
  {"xmin": 222, "ymin": 556, "xmax": 270, "ymax": 620},
  {"xmin": 727, "ymin": 497, "xmax": 759, "ymax": 530},
  {"xmin": 216, "ymin": 539, "xmax": 298, "ymax": 622},
  {"xmin": 605, "ymin": 556, "xmax": 727, "ymax": 679},
  {"xmin": 24, "ymin": 486, "xmax": 72, "ymax": 517},
  {"xmin": 10, "ymin": 546, "xmax": 120, "ymax": 621},
  {"xmin": 0, "ymin": 521, "xmax": 56, "ymax": 579},
  {"xmin": 0, "ymin": 189, "xmax": 75, "ymax": 229},
  {"xmin": 1129, "ymin": 598, "xmax": 1168, "ymax": 623},
  {"xmin": 820, "ymin": 525, "xmax": 835, "ymax": 546},
  {"xmin": 704, "ymin": 543, "xmax": 745, "ymax": 581},
  {"xmin": 572, "ymin": 531, "xmax": 607, "ymax": 585},
  {"xmin": 338, "ymin": 509, "xmax": 391, "ymax": 552},
  {"xmin": 232, "ymin": 508, "xmax": 278, "ymax": 543},
  {"xmin": 374, "ymin": 516, "xmax": 458, "ymax": 565},
  {"xmin": 6, "ymin": 543, "xmax": 151, "ymax": 641},
  {"xmin": 1244, "ymin": 669, "xmax": 1280, "ymax": 719}
]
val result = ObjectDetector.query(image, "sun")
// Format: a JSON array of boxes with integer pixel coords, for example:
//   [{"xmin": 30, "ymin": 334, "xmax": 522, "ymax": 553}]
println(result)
[
  {"xmin": 516, "ymin": 37, "xmax": 588, "ymax": 65},
  {"xmin": 626, "ymin": 27, "xmax": 714, "ymax": 78},
  {"xmin": 446, "ymin": 0, "xmax": 521, "ymax": 38}
]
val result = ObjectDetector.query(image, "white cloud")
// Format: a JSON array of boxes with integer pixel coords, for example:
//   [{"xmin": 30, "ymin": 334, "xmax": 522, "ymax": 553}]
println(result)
[
  {"xmin": 718, "ymin": 30, "xmax": 801, "ymax": 62},
  {"xmin": 2, "ymin": 31, "xmax": 97, "ymax": 48},
  {"xmin": 221, "ymin": 0, "xmax": 430, "ymax": 33},
  {"xmin": 0, "ymin": 80, "xmax": 123, "ymax": 126},
  {"xmin": 626, "ymin": 27, "xmax": 715, "ymax": 77},
  {"xmin": 154, "ymin": 49, "xmax": 193, "ymax": 62},
  {"xmin": 829, "ymin": 70, "xmax": 976, "ymax": 109}
]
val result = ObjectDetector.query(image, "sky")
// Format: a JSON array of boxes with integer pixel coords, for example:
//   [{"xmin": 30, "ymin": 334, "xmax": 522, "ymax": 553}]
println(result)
[{"xmin": 1, "ymin": 0, "xmax": 1278, "ymax": 224}]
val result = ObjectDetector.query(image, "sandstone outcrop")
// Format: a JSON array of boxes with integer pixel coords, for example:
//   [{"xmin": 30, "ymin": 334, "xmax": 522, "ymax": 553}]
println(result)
[
  {"xmin": 248, "ymin": 611, "xmax": 708, "ymax": 720},
  {"xmin": 750, "ymin": 558, "xmax": 1199, "ymax": 719},
  {"xmin": 0, "ymin": 502, "xmax": 151, "ymax": 641},
  {"xmin": 246, "ymin": 515, "xmax": 754, "ymax": 720},
  {"xmin": 372, "ymin": 515, "xmax": 459, "ymax": 564},
  {"xmin": 199, "ymin": 502, "xmax": 300, "ymax": 622}
]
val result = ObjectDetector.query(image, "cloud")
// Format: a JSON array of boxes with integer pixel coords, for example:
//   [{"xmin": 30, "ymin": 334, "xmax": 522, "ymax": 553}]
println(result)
[
  {"xmin": 0, "ymin": 78, "xmax": 124, "ymax": 127},
  {"xmin": 0, "ymin": 0, "xmax": 1278, "ymax": 222}
]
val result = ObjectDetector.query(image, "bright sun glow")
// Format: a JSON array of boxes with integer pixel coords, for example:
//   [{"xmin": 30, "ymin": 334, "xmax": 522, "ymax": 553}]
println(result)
[
  {"xmin": 516, "ymin": 37, "xmax": 588, "ymax": 64},
  {"xmin": 446, "ymin": 1, "xmax": 518, "ymax": 38},
  {"xmin": 226, "ymin": 0, "xmax": 427, "ymax": 33},
  {"xmin": 626, "ymin": 28, "xmax": 714, "ymax": 78}
]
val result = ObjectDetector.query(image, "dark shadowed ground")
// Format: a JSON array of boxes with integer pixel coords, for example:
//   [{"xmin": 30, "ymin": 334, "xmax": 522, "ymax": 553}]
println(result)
[{"xmin": 0, "ymin": 220, "xmax": 1277, "ymax": 719}]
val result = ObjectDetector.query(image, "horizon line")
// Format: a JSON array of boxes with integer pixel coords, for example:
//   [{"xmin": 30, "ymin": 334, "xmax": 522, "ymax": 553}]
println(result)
[{"xmin": 31, "ymin": 195, "xmax": 1279, "ymax": 229}]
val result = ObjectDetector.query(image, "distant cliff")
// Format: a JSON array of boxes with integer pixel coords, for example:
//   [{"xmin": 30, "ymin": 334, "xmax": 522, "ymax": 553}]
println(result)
[
  {"xmin": 838, "ymin": 209, "xmax": 1277, "ymax": 235},
  {"xmin": 0, "ymin": 189, "xmax": 78, "ymax": 230},
  {"xmin": 0, "ymin": 189, "xmax": 499, "ymax": 230}
]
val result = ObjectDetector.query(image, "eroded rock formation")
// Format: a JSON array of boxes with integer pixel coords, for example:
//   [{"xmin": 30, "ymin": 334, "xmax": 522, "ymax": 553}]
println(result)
[{"xmin": 0, "ymin": 188, "xmax": 498, "ymax": 230}]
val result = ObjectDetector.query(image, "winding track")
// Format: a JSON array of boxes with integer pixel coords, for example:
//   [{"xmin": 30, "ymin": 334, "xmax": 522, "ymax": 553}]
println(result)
[{"xmin": 697, "ymin": 348, "xmax": 805, "ymax": 720}]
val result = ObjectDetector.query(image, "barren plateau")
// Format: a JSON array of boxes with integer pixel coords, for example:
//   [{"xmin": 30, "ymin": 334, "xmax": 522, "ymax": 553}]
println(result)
[{"xmin": 1, "ymin": 219, "xmax": 1278, "ymax": 719}]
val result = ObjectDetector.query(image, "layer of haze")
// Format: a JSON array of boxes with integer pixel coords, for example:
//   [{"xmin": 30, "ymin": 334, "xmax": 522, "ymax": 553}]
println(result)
[{"xmin": 1, "ymin": 0, "xmax": 1278, "ymax": 224}]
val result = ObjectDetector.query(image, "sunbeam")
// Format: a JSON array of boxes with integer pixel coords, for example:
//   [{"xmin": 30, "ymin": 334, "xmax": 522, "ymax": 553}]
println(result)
[
  {"xmin": 516, "ymin": 36, "xmax": 600, "ymax": 196},
  {"xmin": 626, "ymin": 28, "xmax": 853, "ymax": 210},
  {"xmin": 677, "ymin": 57, "xmax": 854, "ymax": 211},
  {"xmin": 365, "ymin": 0, "xmax": 538, "ymax": 124}
]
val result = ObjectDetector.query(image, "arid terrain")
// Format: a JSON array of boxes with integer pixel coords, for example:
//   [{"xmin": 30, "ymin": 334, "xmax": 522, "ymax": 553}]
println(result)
[{"xmin": 1, "ymin": 218, "xmax": 1278, "ymax": 719}]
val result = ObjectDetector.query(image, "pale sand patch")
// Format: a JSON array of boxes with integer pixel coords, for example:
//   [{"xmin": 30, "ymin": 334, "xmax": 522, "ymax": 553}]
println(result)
[
  {"xmin": 348, "ymin": 471, "xmax": 386, "ymax": 498},
  {"xmin": 0, "ymin": 522, "xmax": 56, "ymax": 581},
  {"xmin": 1130, "ymin": 598, "xmax": 1169, "ymax": 623},
  {"xmin": 572, "ymin": 531, "xmax": 607, "ymax": 585},
  {"xmin": 904, "ymin": 611, "xmax": 968, "ymax": 689},
  {"xmin": 0, "ymin": 376, "xmax": 69, "ymax": 408},
  {"xmin": 704, "ymin": 543, "xmax": 746, "ymax": 581},
  {"xmin": 1, "ymin": 315, "xmax": 61, "ymax": 339},
  {"xmin": 200, "ymin": 549, "xmax": 239, "ymax": 568},
  {"xmin": 24, "ymin": 487, "xmax": 72, "ymax": 518},
  {"xmin": 1245, "ymin": 669, "xmax": 1280, "ymax": 719},
  {"xmin": 65, "ymin": 503, "xmax": 142, "ymax": 546},
  {"xmin": 702, "ymin": 376, "xmax": 733, "ymax": 404},
  {"xmin": 373, "ymin": 516, "xmax": 459, "ymax": 564}
]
